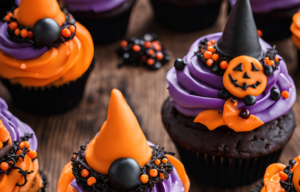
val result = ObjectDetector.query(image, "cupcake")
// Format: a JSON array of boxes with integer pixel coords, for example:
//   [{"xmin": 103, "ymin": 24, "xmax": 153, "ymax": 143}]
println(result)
[
  {"xmin": 161, "ymin": 0, "xmax": 296, "ymax": 188},
  {"xmin": 0, "ymin": 0, "xmax": 94, "ymax": 114},
  {"xmin": 62, "ymin": 0, "xmax": 137, "ymax": 44},
  {"xmin": 230, "ymin": 0, "xmax": 300, "ymax": 41},
  {"xmin": 0, "ymin": 97, "xmax": 47, "ymax": 191},
  {"xmin": 252, "ymin": 156, "xmax": 300, "ymax": 192},
  {"xmin": 291, "ymin": 10, "xmax": 300, "ymax": 67},
  {"xmin": 150, "ymin": 0, "xmax": 223, "ymax": 32},
  {"xmin": 57, "ymin": 89, "xmax": 190, "ymax": 192}
]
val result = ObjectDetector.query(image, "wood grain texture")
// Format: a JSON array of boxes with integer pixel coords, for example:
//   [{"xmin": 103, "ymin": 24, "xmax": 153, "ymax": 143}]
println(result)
[{"xmin": 0, "ymin": 0, "xmax": 299, "ymax": 191}]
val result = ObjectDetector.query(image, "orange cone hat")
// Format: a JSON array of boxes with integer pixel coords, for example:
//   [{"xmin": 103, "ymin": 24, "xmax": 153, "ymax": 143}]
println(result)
[
  {"xmin": 85, "ymin": 89, "xmax": 153, "ymax": 174},
  {"xmin": 14, "ymin": 0, "xmax": 65, "ymax": 28}
]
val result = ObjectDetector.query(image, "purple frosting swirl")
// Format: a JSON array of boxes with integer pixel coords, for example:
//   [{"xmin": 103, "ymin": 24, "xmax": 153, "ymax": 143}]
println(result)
[
  {"xmin": 167, "ymin": 32, "xmax": 296, "ymax": 124},
  {"xmin": 70, "ymin": 141, "xmax": 185, "ymax": 192},
  {"xmin": 0, "ymin": 23, "xmax": 48, "ymax": 60},
  {"xmin": 0, "ymin": 97, "xmax": 37, "ymax": 151},
  {"xmin": 15, "ymin": 0, "xmax": 21, "ymax": 6},
  {"xmin": 63, "ymin": 0, "xmax": 128, "ymax": 13},
  {"xmin": 230, "ymin": 0, "xmax": 300, "ymax": 13}
]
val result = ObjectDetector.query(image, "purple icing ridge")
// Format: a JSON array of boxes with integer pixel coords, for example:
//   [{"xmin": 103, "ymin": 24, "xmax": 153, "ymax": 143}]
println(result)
[
  {"xmin": 0, "ymin": 97, "xmax": 37, "ymax": 151},
  {"xmin": 230, "ymin": 0, "xmax": 300, "ymax": 13},
  {"xmin": 15, "ymin": 0, "xmax": 21, "ymax": 6},
  {"xmin": 167, "ymin": 32, "xmax": 296, "ymax": 124},
  {"xmin": 0, "ymin": 23, "xmax": 48, "ymax": 60},
  {"xmin": 63, "ymin": 0, "xmax": 128, "ymax": 13},
  {"xmin": 70, "ymin": 141, "xmax": 185, "ymax": 192}
]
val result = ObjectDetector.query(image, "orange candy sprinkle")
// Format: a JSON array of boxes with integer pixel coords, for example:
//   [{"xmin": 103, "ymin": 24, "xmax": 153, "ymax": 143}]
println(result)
[
  {"xmin": 24, "ymin": 141, "xmax": 30, "ymax": 148},
  {"xmin": 268, "ymin": 60, "xmax": 274, "ymax": 66},
  {"xmin": 220, "ymin": 61, "xmax": 229, "ymax": 70},
  {"xmin": 206, "ymin": 59, "xmax": 214, "ymax": 67},
  {"xmin": 275, "ymin": 56, "xmax": 279, "ymax": 62},
  {"xmin": 81, "ymin": 169, "xmax": 89, "ymax": 178},
  {"xmin": 120, "ymin": 40, "xmax": 128, "ymax": 48},
  {"xmin": 152, "ymin": 41, "xmax": 162, "ymax": 51},
  {"xmin": 132, "ymin": 44, "xmax": 141, "ymax": 52},
  {"xmin": 207, "ymin": 46, "xmax": 215, "ymax": 53},
  {"xmin": 210, "ymin": 39, "xmax": 216, "ymax": 44},
  {"xmin": 149, "ymin": 169, "xmax": 158, "ymax": 177},
  {"xmin": 28, "ymin": 31, "xmax": 34, "ymax": 38},
  {"xmin": 204, "ymin": 51, "xmax": 212, "ymax": 59},
  {"xmin": 279, "ymin": 171, "xmax": 288, "ymax": 182},
  {"xmin": 87, "ymin": 177, "xmax": 96, "ymax": 186},
  {"xmin": 16, "ymin": 150, "xmax": 22, "ymax": 155},
  {"xmin": 281, "ymin": 91, "xmax": 289, "ymax": 99},
  {"xmin": 62, "ymin": 28, "xmax": 71, "ymax": 38},
  {"xmin": 0, "ymin": 142, "xmax": 3, "ymax": 150},
  {"xmin": 147, "ymin": 58, "xmax": 155, "ymax": 65},
  {"xmin": 19, "ymin": 142, "xmax": 25, "ymax": 149},
  {"xmin": 207, "ymin": 42, "xmax": 212, "ymax": 46},
  {"xmin": 69, "ymin": 25, "xmax": 76, "ymax": 33},
  {"xmin": 162, "ymin": 158, "xmax": 168, "ymax": 164},
  {"xmin": 149, "ymin": 49, "xmax": 155, "ymax": 56},
  {"xmin": 144, "ymin": 41, "xmax": 152, "ymax": 49},
  {"xmin": 257, "ymin": 30, "xmax": 263, "ymax": 37},
  {"xmin": 140, "ymin": 174, "xmax": 149, "ymax": 184},
  {"xmin": 73, "ymin": 154, "xmax": 77, "ymax": 159},
  {"xmin": 27, "ymin": 150, "xmax": 37, "ymax": 159},
  {"xmin": 265, "ymin": 57, "xmax": 270, "ymax": 63},
  {"xmin": 155, "ymin": 159, "xmax": 161, "ymax": 165},
  {"xmin": 156, "ymin": 52, "xmax": 163, "ymax": 60},
  {"xmin": 160, "ymin": 173, "xmax": 165, "ymax": 180},
  {"xmin": 200, "ymin": 49, "xmax": 204, "ymax": 54},
  {"xmin": 9, "ymin": 22, "xmax": 18, "ymax": 30},
  {"xmin": 212, "ymin": 54, "xmax": 219, "ymax": 61},
  {"xmin": 0, "ymin": 162, "xmax": 9, "ymax": 171},
  {"xmin": 5, "ymin": 13, "xmax": 13, "ymax": 21},
  {"xmin": 14, "ymin": 28, "xmax": 20, "ymax": 36},
  {"xmin": 21, "ymin": 29, "xmax": 28, "ymax": 38}
]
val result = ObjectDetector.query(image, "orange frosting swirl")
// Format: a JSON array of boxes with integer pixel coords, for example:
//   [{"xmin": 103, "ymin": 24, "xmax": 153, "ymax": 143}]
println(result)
[
  {"xmin": 291, "ymin": 10, "xmax": 300, "ymax": 50},
  {"xmin": 0, "ymin": 22, "xmax": 94, "ymax": 87}
]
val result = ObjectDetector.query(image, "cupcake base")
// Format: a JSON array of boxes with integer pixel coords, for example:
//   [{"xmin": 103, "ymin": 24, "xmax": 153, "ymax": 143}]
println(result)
[
  {"xmin": 150, "ymin": 0, "xmax": 222, "ymax": 32},
  {"xmin": 69, "ymin": 0, "xmax": 136, "ymax": 44},
  {"xmin": 161, "ymin": 97, "xmax": 296, "ymax": 188},
  {"xmin": 1, "ymin": 59, "xmax": 94, "ymax": 115}
]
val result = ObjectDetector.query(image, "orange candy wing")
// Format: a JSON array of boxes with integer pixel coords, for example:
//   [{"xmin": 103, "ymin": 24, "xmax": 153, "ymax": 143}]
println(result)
[
  {"xmin": 194, "ymin": 110, "xmax": 226, "ymax": 130},
  {"xmin": 263, "ymin": 163, "xmax": 286, "ymax": 192},
  {"xmin": 57, "ymin": 162, "xmax": 76, "ymax": 192},
  {"xmin": 85, "ymin": 89, "xmax": 152, "ymax": 174}
]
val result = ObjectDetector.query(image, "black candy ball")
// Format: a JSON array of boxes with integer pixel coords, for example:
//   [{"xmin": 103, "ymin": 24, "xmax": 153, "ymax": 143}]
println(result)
[
  {"xmin": 243, "ymin": 95, "xmax": 256, "ymax": 106},
  {"xmin": 108, "ymin": 158, "xmax": 141, "ymax": 191},
  {"xmin": 270, "ymin": 88, "xmax": 281, "ymax": 101},
  {"xmin": 289, "ymin": 159, "xmax": 297, "ymax": 166},
  {"xmin": 218, "ymin": 89, "xmax": 230, "ymax": 100},
  {"xmin": 263, "ymin": 65, "xmax": 273, "ymax": 76},
  {"xmin": 174, "ymin": 58, "xmax": 185, "ymax": 70},
  {"xmin": 33, "ymin": 18, "xmax": 61, "ymax": 48},
  {"xmin": 240, "ymin": 109, "xmax": 250, "ymax": 119}
]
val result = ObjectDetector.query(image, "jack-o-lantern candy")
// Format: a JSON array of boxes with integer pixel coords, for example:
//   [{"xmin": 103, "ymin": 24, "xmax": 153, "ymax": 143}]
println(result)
[{"xmin": 223, "ymin": 56, "xmax": 267, "ymax": 99}]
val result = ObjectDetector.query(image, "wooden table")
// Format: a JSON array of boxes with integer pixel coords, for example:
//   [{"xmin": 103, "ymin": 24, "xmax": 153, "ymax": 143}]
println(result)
[{"xmin": 0, "ymin": 0, "xmax": 299, "ymax": 191}]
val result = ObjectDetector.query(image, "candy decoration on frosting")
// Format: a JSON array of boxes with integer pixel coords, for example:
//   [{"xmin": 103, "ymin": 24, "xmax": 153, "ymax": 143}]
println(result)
[
  {"xmin": 108, "ymin": 158, "xmax": 141, "ymax": 191},
  {"xmin": 215, "ymin": 0, "xmax": 263, "ymax": 60},
  {"xmin": 32, "ymin": 18, "xmax": 61, "ymax": 48},
  {"xmin": 223, "ymin": 56, "xmax": 267, "ymax": 101},
  {"xmin": 118, "ymin": 33, "xmax": 170, "ymax": 70},
  {"xmin": 174, "ymin": 58, "xmax": 186, "ymax": 70},
  {"xmin": 271, "ymin": 87, "xmax": 281, "ymax": 101}
]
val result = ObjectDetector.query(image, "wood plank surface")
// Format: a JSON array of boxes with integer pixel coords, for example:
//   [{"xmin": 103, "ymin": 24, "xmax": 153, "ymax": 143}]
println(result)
[{"xmin": 0, "ymin": 0, "xmax": 299, "ymax": 191}]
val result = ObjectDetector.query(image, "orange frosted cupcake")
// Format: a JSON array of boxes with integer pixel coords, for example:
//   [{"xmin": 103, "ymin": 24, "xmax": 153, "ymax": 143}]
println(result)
[
  {"xmin": 0, "ymin": 0, "xmax": 94, "ymax": 114},
  {"xmin": 57, "ymin": 89, "xmax": 190, "ymax": 192},
  {"xmin": 291, "ymin": 10, "xmax": 300, "ymax": 67},
  {"xmin": 252, "ymin": 156, "xmax": 300, "ymax": 192}
]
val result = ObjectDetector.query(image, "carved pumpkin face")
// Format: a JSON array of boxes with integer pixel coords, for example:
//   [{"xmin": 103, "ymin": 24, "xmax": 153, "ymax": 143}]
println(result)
[{"xmin": 223, "ymin": 56, "xmax": 267, "ymax": 98}]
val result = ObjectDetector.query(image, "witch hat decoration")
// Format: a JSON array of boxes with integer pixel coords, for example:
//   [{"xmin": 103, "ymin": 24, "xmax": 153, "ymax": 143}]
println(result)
[{"xmin": 215, "ymin": 0, "xmax": 263, "ymax": 60}]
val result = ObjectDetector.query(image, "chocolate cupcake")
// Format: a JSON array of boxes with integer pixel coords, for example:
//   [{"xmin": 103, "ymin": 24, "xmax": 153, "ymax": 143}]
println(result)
[
  {"xmin": 230, "ymin": 0, "xmax": 300, "ymax": 41},
  {"xmin": 57, "ymin": 89, "xmax": 190, "ymax": 192},
  {"xmin": 62, "ymin": 0, "xmax": 136, "ymax": 44},
  {"xmin": 150, "ymin": 0, "xmax": 223, "ymax": 32},
  {"xmin": 291, "ymin": 10, "xmax": 300, "ymax": 67},
  {"xmin": 161, "ymin": 0, "xmax": 296, "ymax": 188},
  {"xmin": 0, "ymin": 97, "xmax": 47, "ymax": 192},
  {"xmin": 252, "ymin": 156, "xmax": 300, "ymax": 192},
  {"xmin": 0, "ymin": 0, "xmax": 94, "ymax": 114}
]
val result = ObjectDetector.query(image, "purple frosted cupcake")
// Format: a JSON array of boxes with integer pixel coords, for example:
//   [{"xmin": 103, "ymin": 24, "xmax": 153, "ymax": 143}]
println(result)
[
  {"xmin": 150, "ymin": 0, "xmax": 223, "ymax": 32},
  {"xmin": 62, "ymin": 0, "xmax": 137, "ymax": 44},
  {"xmin": 230, "ymin": 0, "xmax": 300, "ymax": 41},
  {"xmin": 162, "ymin": 0, "xmax": 296, "ymax": 188}
]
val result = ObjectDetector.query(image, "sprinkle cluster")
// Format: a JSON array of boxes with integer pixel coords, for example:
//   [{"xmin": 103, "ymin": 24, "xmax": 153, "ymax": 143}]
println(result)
[
  {"xmin": 0, "ymin": 133, "xmax": 38, "ymax": 187},
  {"xmin": 279, "ymin": 159, "xmax": 297, "ymax": 192},
  {"xmin": 118, "ymin": 33, "xmax": 170, "ymax": 70},
  {"xmin": 71, "ymin": 141, "xmax": 174, "ymax": 192}
]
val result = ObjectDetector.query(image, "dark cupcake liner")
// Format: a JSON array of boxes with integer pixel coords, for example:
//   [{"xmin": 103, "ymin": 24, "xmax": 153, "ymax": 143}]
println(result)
[
  {"xmin": 174, "ymin": 141, "xmax": 282, "ymax": 188},
  {"xmin": 39, "ymin": 170, "xmax": 48, "ymax": 192},
  {"xmin": 253, "ymin": 13, "xmax": 292, "ymax": 41},
  {"xmin": 251, "ymin": 181, "xmax": 264, "ymax": 192},
  {"xmin": 1, "ymin": 59, "xmax": 94, "ymax": 115},
  {"xmin": 150, "ymin": 0, "xmax": 222, "ymax": 32},
  {"xmin": 71, "ymin": 1, "xmax": 136, "ymax": 45}
]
